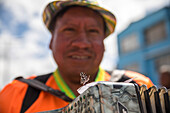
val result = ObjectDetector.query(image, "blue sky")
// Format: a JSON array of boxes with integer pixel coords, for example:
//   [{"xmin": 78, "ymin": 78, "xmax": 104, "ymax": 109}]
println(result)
[{"xmin": 0, "ymin": 0, "xmax": 169, "ymax": 89}]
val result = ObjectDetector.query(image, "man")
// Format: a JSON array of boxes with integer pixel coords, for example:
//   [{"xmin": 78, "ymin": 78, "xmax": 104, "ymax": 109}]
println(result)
[{"xmin": 0, "ymin": 0, "xmax": 153, "ymax": 113}]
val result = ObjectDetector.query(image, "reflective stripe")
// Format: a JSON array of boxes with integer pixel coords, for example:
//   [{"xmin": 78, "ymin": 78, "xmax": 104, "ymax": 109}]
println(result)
[
  {"xmin": 125, "ymin": 70, "xmax": 154, "ymax": 88},
  {"xmin": 95, "ymin": 67, "xmax": 105, "ymax": 81},
  {"xmin": 53, "ymin": 69, "xmax": 76, "ymax": 99},
  {"xmin": 53, "ymin": 67, "xmax": 107, "ymax": 99}
]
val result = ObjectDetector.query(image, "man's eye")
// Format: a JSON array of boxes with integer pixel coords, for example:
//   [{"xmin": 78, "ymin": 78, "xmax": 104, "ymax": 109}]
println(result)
[
  {"xmin": 88, "ymin": 29, "xmax": 99, "ymax": 33},
  {"xmin": 64, "ymin": 28, "xmax": 75, "ymax": 31}
]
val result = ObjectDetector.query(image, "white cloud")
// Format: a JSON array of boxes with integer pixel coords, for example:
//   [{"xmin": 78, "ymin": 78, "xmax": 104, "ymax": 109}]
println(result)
[
  {"xmin": 0, "ymin": 30, "xmax": 55, "ymax": 88},
  {"xmin": 0, "ymin": 0, "xmax": 53, "ymax": 88}
]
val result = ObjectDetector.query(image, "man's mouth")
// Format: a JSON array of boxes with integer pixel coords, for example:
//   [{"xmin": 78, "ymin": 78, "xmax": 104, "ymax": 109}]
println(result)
[{"xmin": 70, "ymin": 55, "xmax": 90, "ymax": 60}]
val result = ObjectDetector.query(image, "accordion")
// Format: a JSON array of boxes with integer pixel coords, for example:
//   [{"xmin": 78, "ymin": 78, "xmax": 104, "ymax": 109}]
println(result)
[{"xmin": 41, "ymin": 82, "xmax": 170, "ymax": 113}]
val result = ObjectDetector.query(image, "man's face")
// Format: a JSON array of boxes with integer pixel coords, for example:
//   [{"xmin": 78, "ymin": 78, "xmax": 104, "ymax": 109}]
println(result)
[{"xmin": 50, "ymin": 6, "xmax": 105, "ymax": 77}]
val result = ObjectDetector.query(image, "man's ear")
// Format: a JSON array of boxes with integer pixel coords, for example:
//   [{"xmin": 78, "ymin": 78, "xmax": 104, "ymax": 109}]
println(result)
[{"xmin": 49, "ymin": 36, "xmax": 54, "ymax": 50}]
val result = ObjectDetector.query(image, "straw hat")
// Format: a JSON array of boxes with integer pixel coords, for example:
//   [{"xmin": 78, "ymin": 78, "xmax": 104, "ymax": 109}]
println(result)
[{"xmin": 43, "ymin": 0, "xmax": 116, "ymax": 38}]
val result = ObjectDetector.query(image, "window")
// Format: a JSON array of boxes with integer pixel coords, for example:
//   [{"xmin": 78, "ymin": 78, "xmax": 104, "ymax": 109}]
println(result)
[
  {"xmin": 156, "ymin": 54, "xmax": 170, "ymax": 73},
  {"xmin": 144, "ymin": 21, "xmax": 167, "ymax": 45},
  {"xmin": 121, "ymin": 33, "xmax": 139, "ymax": 53},
  {"xmin": 156, "ymin": 54, "xmax": 170, "ymax": 87}
]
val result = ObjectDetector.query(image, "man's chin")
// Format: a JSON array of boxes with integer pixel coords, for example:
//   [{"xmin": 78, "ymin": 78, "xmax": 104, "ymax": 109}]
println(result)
[
  {"xmin": 68, "ymin": 66, "xmax": 98, "ymax": 76},
  {"xmin": 66, "ymin": 67, "xmax": 88, "ymax": 74}
]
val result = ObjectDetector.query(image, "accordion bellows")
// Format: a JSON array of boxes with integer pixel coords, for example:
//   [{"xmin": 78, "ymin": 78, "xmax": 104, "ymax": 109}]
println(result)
[{"xmin": 41, "ymin": 82, "xmax": 170, "ymax": 113}]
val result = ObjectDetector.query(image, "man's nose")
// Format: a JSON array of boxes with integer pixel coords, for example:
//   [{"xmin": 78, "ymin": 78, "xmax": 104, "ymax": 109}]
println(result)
[{"xmin": 71, "ymin": 31, "xmax": 91, "ymax": 49}]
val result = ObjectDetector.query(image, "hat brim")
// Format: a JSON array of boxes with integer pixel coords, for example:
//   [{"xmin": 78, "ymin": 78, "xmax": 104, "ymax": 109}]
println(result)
[{"xmin": 43, "ymin": 1, "xmax": 116, "ymax": 38}]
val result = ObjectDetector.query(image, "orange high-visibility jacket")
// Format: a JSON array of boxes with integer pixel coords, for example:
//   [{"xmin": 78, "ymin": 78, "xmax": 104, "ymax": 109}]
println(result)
[{"xmin": 0, "ymin": 70, "xmax": 153, "ymax": 113}]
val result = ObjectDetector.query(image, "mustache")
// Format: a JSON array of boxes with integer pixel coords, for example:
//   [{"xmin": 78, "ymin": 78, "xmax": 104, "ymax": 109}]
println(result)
[{"xmin": 67, "ymin": 47, "xmax": 93, "ymax": 54}]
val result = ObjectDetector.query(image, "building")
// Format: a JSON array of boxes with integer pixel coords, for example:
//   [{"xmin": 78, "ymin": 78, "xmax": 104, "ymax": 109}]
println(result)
[{"xmin": 117, "ymin": 6, "xmax": 170, "ymax": 86}]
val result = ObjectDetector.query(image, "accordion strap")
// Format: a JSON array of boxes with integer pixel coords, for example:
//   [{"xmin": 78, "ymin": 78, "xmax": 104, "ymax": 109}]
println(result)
[{"xmin": 15, "ymin": 76, "xmax": 73, "ymax": 102}]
